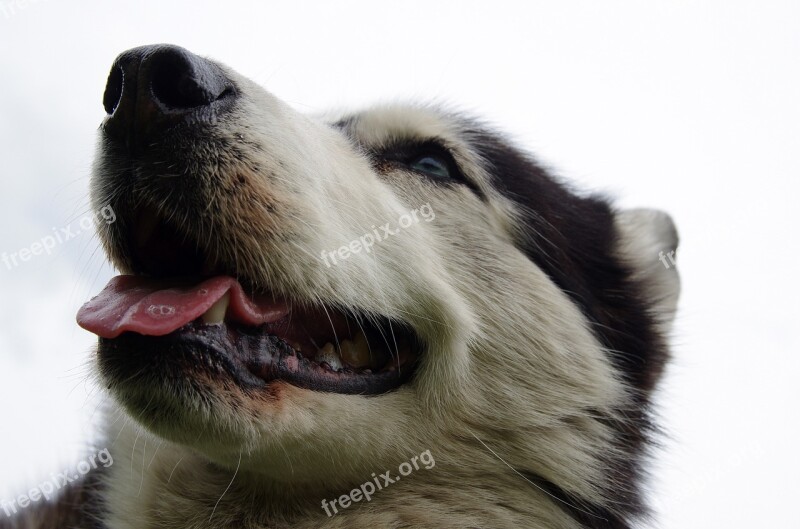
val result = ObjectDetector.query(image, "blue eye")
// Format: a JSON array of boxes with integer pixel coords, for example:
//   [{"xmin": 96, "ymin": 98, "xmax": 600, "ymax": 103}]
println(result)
[{"xmin": 410, "ymin": 155, "xmax": 451, "ymax": 179}]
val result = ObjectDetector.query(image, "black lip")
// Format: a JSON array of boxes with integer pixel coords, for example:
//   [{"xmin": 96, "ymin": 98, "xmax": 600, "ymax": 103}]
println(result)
[{"xmin": 99, "ymin": 322, "xmax": 417, "ymax": 396}]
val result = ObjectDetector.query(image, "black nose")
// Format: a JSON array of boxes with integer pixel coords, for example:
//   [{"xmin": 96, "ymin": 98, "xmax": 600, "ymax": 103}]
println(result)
[{"xmin": 102, "ymin": 44, "xmax": 235, "ymax": 151}]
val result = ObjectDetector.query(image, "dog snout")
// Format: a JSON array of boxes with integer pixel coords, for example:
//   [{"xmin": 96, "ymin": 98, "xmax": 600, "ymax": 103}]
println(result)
[{"xmin": 101, "ymin": 44, "xmax": 235, "ymax": 151}]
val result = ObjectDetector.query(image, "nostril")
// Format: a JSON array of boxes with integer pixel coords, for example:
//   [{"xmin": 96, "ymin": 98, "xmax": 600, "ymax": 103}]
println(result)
[
  {"xmin": 149, "ymin": 49, "xmax": 232, "ymax": 111},
  {"xmin": 100, "ymin": 44, "xmax": 237, "ymax": 149},
  {"xmin": 103, "ymin": 65, "xmax": 124, "ymax": 115}
]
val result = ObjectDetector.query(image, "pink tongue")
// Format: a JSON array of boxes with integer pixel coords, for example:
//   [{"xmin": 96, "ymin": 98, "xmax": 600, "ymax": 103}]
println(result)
[{"xmin": 77, "ymin": 276, "xmax": 289, "ymax": 339}]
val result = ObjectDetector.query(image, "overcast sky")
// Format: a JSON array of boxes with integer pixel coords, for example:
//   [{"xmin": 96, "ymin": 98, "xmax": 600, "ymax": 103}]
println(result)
[{"xmin": 0, "ymin": 1, "xmax": 798, "ymax": 527}]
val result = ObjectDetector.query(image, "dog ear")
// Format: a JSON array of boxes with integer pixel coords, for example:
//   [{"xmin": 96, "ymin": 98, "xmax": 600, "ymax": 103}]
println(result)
[
  {"xmin": 614, "ymin": 208, "xmax": 681, "ymax": 334},
  {"xmin": 470, "ymin": 128, "xmax": 677, "ymax": 392}
]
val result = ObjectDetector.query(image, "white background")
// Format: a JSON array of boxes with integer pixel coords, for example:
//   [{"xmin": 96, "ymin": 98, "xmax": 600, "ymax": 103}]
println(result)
[{"xmin": 1, "ymin": 1, "xmax": 798, "ymax": 527}]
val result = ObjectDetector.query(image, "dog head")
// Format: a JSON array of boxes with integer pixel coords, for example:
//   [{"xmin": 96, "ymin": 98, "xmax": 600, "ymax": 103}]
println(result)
[{"xmin": 80, "ymin": 45, "xmax": 679, "ymax": 525}]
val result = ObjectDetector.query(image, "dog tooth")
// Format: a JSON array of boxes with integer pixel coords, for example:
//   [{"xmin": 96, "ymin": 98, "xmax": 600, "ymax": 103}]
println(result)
[
  {"xmin": 340, "ymin": 336, "xmax": 371, "ymax": 368},
  {"xmin": 327, "ymin": 355, "xmax": 343, "ymax": 371},
  {"xmin": 316, "ymin": 342, "xmax": 343, "ymax": 370},
  {"xmin": 354, "ymin": 330, "xmax": 370, "ymax": 351},
  {"xmin": 354, "ymin": 330, "xmax": 385, "ymax": 369},
  {"xmin": 201, "ymin": 292, "xmax": 230, "ymax": 324}
]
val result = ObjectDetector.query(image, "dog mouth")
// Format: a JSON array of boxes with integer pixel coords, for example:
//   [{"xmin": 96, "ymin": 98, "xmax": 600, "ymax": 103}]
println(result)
[{"xmin": 78, "ymin": 211, "xmax": 419, "ymax": 396}]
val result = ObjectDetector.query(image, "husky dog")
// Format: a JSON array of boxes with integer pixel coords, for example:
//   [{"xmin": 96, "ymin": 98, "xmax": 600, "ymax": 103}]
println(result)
[{"xmin": 2, "ymin": 44, "xmax": 679, "ymax": 529}]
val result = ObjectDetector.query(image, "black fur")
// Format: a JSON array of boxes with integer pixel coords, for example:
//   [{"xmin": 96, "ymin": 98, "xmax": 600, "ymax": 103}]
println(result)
[
  {"xmin": 466, "ymin": 129, "xmax": 669, "ymax": 527},
  {"xmin": 335, "ymin": 113, "xmax": 669, "ymax": 526},
  {"xmin": 467, "ymin": 130, "xmax": 669, "ymax": 393}
]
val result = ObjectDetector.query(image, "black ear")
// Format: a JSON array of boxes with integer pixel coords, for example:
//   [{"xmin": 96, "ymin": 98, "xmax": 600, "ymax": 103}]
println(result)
[{"xmin": 470, "ymin": 131, "xmax": 678, "ymax": 395}]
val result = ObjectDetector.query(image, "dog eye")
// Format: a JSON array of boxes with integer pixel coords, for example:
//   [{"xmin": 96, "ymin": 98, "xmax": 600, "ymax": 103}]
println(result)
[
  {"xmin": 374, "ymin": 140, "xmax": 479, "ymax": 192},
  {"xmin": 409, "ymin": 155, "xmax": 451, "ymax": 179}
]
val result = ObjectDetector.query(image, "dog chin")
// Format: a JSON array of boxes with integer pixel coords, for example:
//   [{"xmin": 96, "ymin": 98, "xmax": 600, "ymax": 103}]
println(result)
[{"xmin": 98, "ymin": 325, "xmax": 428, "ymax": 483}]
